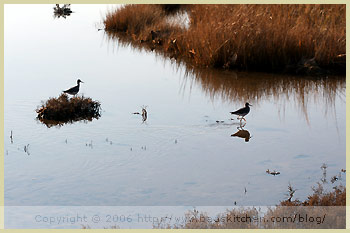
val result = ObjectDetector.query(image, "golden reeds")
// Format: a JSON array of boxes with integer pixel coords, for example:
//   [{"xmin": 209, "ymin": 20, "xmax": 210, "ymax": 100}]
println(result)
[
  {"xmin": 104, "ymin": 4, "xmax": 345, "ymax": 74},
  {"xmin": 154, "ymin": 185, "xmax": 345, "ymax": 229}
]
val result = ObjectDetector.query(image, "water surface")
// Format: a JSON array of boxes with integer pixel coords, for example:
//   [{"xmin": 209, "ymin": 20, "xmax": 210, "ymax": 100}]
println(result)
[{"xmin": 4, "ymin": 4, "xmax": 346, "ymax": 210}]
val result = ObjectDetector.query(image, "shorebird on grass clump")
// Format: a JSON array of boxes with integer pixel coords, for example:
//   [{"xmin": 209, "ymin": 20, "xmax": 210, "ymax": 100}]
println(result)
[
  {"xmin": 63, "ymin": 79, "xmax": 84, "ymax": 96},
  {"xmin": 230, "ymin": 102, "xmax": 252, "ymax": 122}
]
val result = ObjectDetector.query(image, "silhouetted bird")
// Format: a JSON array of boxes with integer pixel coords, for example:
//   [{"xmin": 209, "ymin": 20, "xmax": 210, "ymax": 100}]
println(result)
[
  {"xmin": 230, "ymin": 103, "xmax": 252, "ymax": 120},
  {"xmin": 63, "ymin": 79, "xmax": 84, "ymax": 96}
]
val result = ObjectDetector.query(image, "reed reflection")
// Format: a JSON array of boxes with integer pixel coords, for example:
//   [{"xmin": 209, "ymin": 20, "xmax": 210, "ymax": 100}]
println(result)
[
  {"xmin": 104, "ymin": 31, "xmax": 345, "ymax": 124},
  {"xmin": 184, "ymin": 68, "xmax": 344, "ymax": 123},
  {"xmin": 37, "ymin": 117, "xmax": 98, "ymax": 128}
]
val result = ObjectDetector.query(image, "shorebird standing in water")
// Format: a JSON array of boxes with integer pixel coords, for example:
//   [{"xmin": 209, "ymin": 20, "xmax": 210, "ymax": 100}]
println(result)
[
  {"xmin": 63, "ymin": 79, "xmax": 84, "ymax": 96},
  {"xmin": 230, "ymin": 102, "xmax": 252, "ymax": 121}
]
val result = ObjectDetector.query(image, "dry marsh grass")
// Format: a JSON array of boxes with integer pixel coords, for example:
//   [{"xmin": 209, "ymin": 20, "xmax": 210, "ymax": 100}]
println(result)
[
  {"xmin": 104, "ymin": 4, "xmax": 345, "ymax": 75},
  {"xmin": 105, "ymin": 5, "xmax": 164, "ymax": 34},
  {"xmin": 155, "ymin": 185, "xmax": 345, "ymax": 229},
  {"xmin": 280, "ymin": 183, "xmax": 346, "ymax": 206},
  {"xmin": 36, "ymin": 94, "xmax": 101, "ymax": 127}
]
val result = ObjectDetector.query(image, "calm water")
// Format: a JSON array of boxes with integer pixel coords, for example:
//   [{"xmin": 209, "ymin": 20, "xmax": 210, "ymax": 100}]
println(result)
[{"xmin": 4, "ymin": 4, "xmax": 346, "ymax": 212}]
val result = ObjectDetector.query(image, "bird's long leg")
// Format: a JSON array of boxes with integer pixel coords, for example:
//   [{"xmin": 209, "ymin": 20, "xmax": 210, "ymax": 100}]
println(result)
[{"xmin": 239, "ymin": 118, "xmax": 246, "ymax": 127}]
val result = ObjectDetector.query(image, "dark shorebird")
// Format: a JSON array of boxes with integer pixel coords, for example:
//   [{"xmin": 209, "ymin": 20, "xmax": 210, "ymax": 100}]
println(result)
[
  {"xmin": 63, "ymin": 79, "xmax": 84, "ymax": 96},
  {"xmin": 230, "ymin": 102, "xmax": 252, "ymax": 121}
]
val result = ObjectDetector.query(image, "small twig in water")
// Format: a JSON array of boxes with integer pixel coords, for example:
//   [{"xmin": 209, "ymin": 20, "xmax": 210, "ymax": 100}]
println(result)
[
  {"xmin": 24, "ymin": 144, "xmax": 30, "ymax": 155},
  {"xmin": 286, "ymin": 183, "xmax": 297, "ymax": 202},
  {"xmin": 141, "ymin": 106, "xmax": 148, "ymax": 122}
]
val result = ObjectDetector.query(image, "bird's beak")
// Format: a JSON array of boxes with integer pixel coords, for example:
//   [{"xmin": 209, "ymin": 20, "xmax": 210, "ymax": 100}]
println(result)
[
  {"xmin": 81, "ymin": 81, "xmax": 84, "ymax": 83},
  {"xmin": 249, "ymin": 104, "xmax": 252, "ymax": 106}
]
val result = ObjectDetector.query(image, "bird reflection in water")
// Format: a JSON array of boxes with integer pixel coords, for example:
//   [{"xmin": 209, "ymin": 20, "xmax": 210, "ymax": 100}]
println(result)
[{"xmin": 231, "ymin": 123, "xmax": 252, "ymax": 142}]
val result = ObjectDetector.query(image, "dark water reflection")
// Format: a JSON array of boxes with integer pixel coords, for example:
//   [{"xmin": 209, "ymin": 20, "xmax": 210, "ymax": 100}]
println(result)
[
  {"xmin": 37, "ymin": 117, "xmax": 99, "ymax": 128},
  {"xmin": 231, "ymin": 124, "xmax": 251, "ymax": 142},
  {"xmin": 183, "ymin": 68, "xmax": 345, "ymax": 124}
]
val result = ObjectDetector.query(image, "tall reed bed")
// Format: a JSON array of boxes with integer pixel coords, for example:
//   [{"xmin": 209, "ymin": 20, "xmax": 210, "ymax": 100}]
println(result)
[{"xmin": 104, "ymin": 4, "xmax": 345, "ymax": 74}]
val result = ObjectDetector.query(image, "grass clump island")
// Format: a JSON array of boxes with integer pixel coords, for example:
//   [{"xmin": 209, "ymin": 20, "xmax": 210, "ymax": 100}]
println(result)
[
  {"xmin": 104, "ymin": 4, "xmax": 345, "ymax": 75},
  {"xmin": 36, "ymin": 94, "xmax": 101, "ymax": 127}
]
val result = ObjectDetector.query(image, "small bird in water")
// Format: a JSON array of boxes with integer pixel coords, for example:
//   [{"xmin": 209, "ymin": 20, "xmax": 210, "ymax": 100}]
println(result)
[
  {"xmin": 63, "ymin": 79, "xmax": 84, "ymax": 96},
  {"xmin": 230, "ymin": 103, "xmax": 252, "ymax": 121}
]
